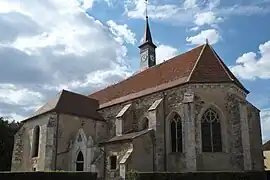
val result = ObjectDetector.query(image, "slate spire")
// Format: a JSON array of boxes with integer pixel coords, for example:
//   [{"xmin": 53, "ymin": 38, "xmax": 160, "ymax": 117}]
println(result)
[
  {"xmin": 143, "ymin": 16, "xmax": 153, "ymax": 44},
  {"xmin": 139, "ymin": 0, "xmax": 156, "ymax": 70},
  {"xmin": 139, "ymin": 0, "xmax": 156, "ymax": 48}
]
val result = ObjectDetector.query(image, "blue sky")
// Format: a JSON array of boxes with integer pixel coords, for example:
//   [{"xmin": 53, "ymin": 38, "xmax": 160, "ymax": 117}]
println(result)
[{"xmin": 0, "ymin": 0, "xmax": 270, "ymax": 140}]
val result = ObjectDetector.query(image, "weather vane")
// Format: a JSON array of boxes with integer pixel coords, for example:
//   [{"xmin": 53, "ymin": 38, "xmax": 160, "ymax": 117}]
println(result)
[{"xmin": 145, "ymin": 0, "xmax": 148, "ymax": 19}]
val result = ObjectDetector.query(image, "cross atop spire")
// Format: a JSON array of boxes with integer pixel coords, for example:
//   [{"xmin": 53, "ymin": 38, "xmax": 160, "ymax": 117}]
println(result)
[
  {"xmin": 142, "ymin": 0, "xmax": 154, "ymax": 44},
  {"xmin": 145, "ymin": 0, "xmax": 148, "ymax": 19},
  {"xmin": 139, "ymin": 0, "xmax": 156, "ymax": 47}
]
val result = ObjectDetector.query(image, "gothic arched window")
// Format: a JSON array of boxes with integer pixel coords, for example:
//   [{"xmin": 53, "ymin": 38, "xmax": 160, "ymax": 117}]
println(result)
[
  {"xmin": 201, "ymin": 108, "xmax": 222, "ymax": 152},
  {"xmin": 170, "ymin": 113, "xmax": 183, "ymax": 153},
  {"xmin": 32, "ymin": 125, "xmax": 40, "ymax": 157},
  {"xmin": 76, "ymin": 151, "xmax": 84, "ymax": 171}
]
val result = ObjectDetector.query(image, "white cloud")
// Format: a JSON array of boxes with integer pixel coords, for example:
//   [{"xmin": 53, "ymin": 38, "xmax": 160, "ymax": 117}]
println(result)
[
  {"xmin": 44, "ymin": 65, "xmax": 133, "ymax": 92},
  {"xmin": 124, "ymin": 0, "xmax": 270, "ymax": 29},
  {"xmin": 194, "ymin": 11, "xmax": 222, "ymax": 26},
  {"xmin": 0, "ymin": 113, "xmax": 26, "ymax": 122},
  {"xmin": 186, "ymin": 29, "xmax": 220, "ymax": 45},
  {"xmin": 107, "ymin": 20, "xmax": 136, "ymax": 45},
  {"xmin": 231, "ymin": 41, "xmax": 270, "ymax": 80},
  {"xmin": 156, "ymin": 44, "xmax": 178, "ymax": 64},
  {"xmin": 190, "ymin": 26, "xmax": 199, "ymax": 31},
  {"xmin": 184, "ymin": 0, "xmax": 197, "ymax": 9},
  {"xmin": 0, "ymin": 84, "xmax": 44, "ymax": 106},
  {"xmin": 0, "ymin": 0, "xmax": 133, "ymax": 120},
  {"xmin": 125, "ymin": 0, "xmax": 179, "ymax": 20},
  {"xmin": 217, "ymin": 4, "xmax": 270, "ymax": 16},
  {"xmin": 80, "ymin": 0, "xmax": 95, "ymax": 9}
]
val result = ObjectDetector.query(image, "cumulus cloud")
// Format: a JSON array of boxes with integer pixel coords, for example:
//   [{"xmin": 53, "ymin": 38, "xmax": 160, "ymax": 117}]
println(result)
[
  {"xmin": 124, "ymin": 0, "xmax": 180, "ymax": 20},
  {"xmin": 156, "ymin": 44, "xmax": 178, "ymax": 64},
  {"xmin": 107, "ymin": 20, "xmax": 136, "ymax": 45},
  {"xmin": 0, "ymin": 0, "xmax": 133, "ymax": 121},
  {"xmin": 124, "ymin": 0, "xmax": 270, "ymax": 30},
  {"xmin": 231, "ymin": 40, "xmax": 270, "ymax": 80},
  {"xmin": 194, "ymin": 11, "xmax": 223, "ymax": 26},
  {"xmin": 186, "ymin": 29, "xmax": 220, "ymax": 45},
  {"xmin": 184, "ymin": 0, "xmax": 197, "ymax": 9}
]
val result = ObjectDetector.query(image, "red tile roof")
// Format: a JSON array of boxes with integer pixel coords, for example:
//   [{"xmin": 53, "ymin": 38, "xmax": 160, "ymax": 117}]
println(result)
[
  {"xmin": 263, "ymin": 140, "xmax": 270, "ymax": 151},
  {"xmin": 89, "ymin": 44, "xmax": 248, "ymax": 107},
  {"xmin": 23, "ymin": 90, "xmax": 104, "ymax": 122}
]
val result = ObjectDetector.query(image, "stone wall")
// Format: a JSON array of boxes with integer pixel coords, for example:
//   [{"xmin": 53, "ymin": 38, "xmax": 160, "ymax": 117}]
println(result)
[
  {"xmin": 98, "ymin": 83, "xmax": 256, "ymax": 172},
  {"xmin": 55, "ymin": 114, "xmax": 107, "ymax": 172},
  {"xmin": 131, "ymin": 132, "xmax": 154, "ymax": 172},
  {"xmin": 225, "ymin": 93, "xmax": 244, "ymax": 170},
  {"xmin": 11, "ymin": 113, "xmax": 53, "ymax": 171},
  {"xmin": 192, "ymin": 84, "xmax": 246, "ymax": 171},
  {"xmin": 248, "ymin": 104, "xmax": 264, "ymax": 171},
  {"xmin": 104, "ymin": 142, "xmax": 132, "ymax": 179}
]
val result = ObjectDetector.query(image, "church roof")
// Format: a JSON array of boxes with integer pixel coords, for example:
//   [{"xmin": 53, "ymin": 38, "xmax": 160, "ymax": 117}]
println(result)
[
  {"xmin": 89, "ymin": 43, "xmax": 248, "ymax": 108},
  {"xmin": 263, "ymin": 140, "xmax": 270, "ymax": 151},
  {"xmin": 23, "ymin": 90, "xmax": 104, "ymax": 122},
  {"xmin": 99, "ymin": 129, "xmax": 153, "ymax": 145}
]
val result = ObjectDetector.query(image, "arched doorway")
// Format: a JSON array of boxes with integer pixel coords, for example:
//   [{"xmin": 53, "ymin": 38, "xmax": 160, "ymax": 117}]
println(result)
[{"xmin": 76, "ymin": 151, "xmax": 84, "ymax": 171}]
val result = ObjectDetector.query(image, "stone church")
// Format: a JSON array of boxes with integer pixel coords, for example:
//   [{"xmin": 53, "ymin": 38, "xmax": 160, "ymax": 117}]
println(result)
[{"xmin": 11, "ymin": 15, "xmax": 264, "ymax": 179}]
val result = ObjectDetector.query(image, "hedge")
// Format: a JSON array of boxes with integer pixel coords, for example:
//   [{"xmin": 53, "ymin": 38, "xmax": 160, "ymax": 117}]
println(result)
[
  {"xmin": 127, "ymin": 171, "xmax": 268, "ymax": 180},
  {"xmin": 0, "ymin": 171, "xmax": 97, "ymax": 180}
]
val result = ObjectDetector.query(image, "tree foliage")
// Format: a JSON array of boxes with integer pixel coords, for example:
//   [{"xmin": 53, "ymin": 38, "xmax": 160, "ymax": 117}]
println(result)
[{"xmin": 0, "ymin": 117, "xmax": 21, "ymax": 171}]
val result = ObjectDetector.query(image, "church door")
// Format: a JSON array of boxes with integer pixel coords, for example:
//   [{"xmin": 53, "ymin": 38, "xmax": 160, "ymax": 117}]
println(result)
[{"xmin": 76, "ymin": 151, "xmax": 84, "ymax": 171}]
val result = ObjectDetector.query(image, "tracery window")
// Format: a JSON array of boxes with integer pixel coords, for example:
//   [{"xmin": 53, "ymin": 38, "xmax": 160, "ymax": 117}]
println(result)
[
  {"xmin": 170, "ymin": 113, "xmax": 183, "ymax": 153},
  {"xmin": 76, "ymin": 151, "xmax": 84, "ymax": 171},
  {"xmin": 32, "ymin": 125, "xmax": 40, "ymax": 157},
  {"xmin": 201, "ymin": 108, "xmax": 222, "ymax": 152}
]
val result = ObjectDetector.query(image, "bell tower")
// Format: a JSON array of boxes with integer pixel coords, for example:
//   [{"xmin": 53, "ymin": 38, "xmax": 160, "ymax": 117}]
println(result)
[{"xmin": 138, "ymin": 0, "xmax": 156, "ymax": 70}]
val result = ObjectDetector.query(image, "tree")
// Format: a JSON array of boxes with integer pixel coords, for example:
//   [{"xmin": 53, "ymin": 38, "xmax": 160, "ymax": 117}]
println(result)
[{"xmin": 0, "ymin": 117, "xmax": 21, "ymax": 171}]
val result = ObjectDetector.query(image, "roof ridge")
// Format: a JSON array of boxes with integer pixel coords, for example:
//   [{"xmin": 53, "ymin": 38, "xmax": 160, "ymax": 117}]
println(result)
[
  {"xmin": 55, "ymin": 89, "xmax": 65, "ymax": 107},
  {"xmin": 187, "ymin": 43, "xmax": 207, "ymax": 82},
  {"xmin": 62, "ymin": 89, "xmax": 93, "ymax": 99}
]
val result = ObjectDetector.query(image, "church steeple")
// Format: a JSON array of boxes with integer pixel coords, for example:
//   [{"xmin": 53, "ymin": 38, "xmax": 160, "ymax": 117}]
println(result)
[
  {"xmin": 143, "ymin": 16, "xmax": 154, "ymax": 45},
  {"xmin": 139, "ymin": 0, "xmax": 156, "ymax": 70}
]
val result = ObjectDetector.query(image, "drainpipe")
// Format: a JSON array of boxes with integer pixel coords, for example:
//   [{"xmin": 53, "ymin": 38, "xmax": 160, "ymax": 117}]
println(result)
[{"xmin": 54, "ymin": 113, "xmax": 59, "ymax": 171}]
